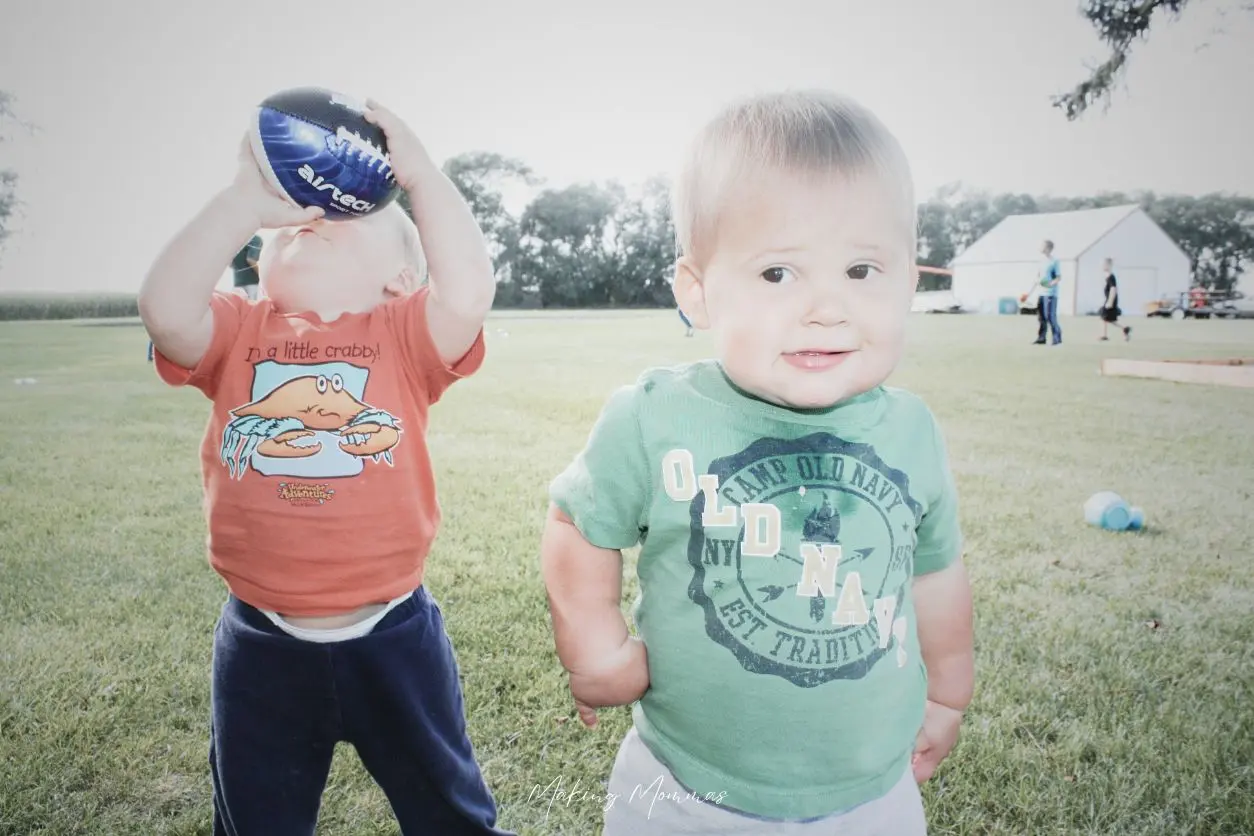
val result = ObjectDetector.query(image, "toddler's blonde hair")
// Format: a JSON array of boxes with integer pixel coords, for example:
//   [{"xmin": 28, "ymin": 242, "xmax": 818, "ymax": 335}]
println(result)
[
  {"xmin": 389, "ymin": 203, "xmax": 428, "ymax": 284},
  {"xmin": 672, "ymin": 90, "xmax": 916, "ymax": 262}
]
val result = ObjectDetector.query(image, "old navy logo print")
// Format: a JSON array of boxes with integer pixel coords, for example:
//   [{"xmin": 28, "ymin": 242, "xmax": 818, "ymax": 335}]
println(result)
[{"xmin": 664, "ymin": 434, "xmax": 923, "ymax": 687}]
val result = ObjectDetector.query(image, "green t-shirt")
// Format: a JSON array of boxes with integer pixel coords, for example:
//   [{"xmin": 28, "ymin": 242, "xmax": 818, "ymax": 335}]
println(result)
[
  {"xmin": 550, "ymin": 360, "xmax": 962, "ymax": 820},
  {"xmin": 231, "ymin": 234, "xmax": 263, "ymax": 288}
]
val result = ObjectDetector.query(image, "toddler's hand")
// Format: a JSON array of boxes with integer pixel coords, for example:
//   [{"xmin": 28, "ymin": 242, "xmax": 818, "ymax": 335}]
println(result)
[
  {"xmin": 229, "ymin": 134, "xmax": 325, "ymax": 229},
  {"xmin": 567, "ymin": 637, "xmax": 649, "ymax": 729},
  {"xmin": 912, "ymin": 700, "xmax": 963, "ymax": 783},
  {"xmin": 362, "ymin": 99, "xmax": 433, "ymax": 193}
]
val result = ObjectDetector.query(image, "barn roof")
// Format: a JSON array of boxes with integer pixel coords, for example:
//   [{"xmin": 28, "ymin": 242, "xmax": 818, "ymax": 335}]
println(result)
[{"xmin": 951, "ymin": 204, "xmax": 1142, "ymax": 266}]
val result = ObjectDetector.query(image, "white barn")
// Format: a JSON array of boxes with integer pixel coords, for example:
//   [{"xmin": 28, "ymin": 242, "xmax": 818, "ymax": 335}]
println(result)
[{"xmin": 950, "ymin": 205, "xmax": 1192, "ymax": 317}]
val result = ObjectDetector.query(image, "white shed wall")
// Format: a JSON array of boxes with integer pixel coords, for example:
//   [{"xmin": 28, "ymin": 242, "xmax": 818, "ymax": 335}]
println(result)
[{"xmin": 952, "ymin": 259, "xmax": 1079, "ymax": 314}]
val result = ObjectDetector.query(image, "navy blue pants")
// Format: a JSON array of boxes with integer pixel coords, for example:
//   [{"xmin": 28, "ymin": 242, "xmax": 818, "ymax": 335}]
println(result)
[
  {"xmin": 209, "ymin": 588, "xmax": 512, "ymax": 836},
  {"xmin": 1037, "ymin": 295, "xmax": 1062, "ymax": 344}
]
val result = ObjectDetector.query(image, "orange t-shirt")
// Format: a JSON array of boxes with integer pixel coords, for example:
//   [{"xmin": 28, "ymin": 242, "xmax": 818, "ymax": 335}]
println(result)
[{"xmin": 155, "ymin": 287, "xmax": 485, "ymax": 616}]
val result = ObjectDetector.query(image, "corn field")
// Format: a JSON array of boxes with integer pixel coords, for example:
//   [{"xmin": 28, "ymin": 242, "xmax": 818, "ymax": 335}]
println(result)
[{"xmin": 0, "ymin": 294, "xmax": 139, "ymax": 321}]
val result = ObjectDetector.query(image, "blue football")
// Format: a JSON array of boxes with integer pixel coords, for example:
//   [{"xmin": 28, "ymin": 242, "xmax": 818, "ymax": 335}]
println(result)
[{"xmin": 249, "ymin": 86, "xmax": 400, "ymax": 221}]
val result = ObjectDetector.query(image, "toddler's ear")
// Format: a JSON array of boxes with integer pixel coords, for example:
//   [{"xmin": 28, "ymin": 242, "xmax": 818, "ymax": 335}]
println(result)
[{"xmin": 673, "ymin": 257, "xmax": 710, "ymax": 329}]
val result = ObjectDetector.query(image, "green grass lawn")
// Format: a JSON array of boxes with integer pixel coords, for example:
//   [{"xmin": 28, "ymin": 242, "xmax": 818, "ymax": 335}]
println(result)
[{"xmin": 1, "ymin": 312, "xmax": 1252, "ymax": 835}]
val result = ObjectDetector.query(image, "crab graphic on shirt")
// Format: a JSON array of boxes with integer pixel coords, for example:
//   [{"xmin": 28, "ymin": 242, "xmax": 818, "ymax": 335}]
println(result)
[{"xmin": 220, "ymin": 360, "xmax": 400, "ymax": 480}]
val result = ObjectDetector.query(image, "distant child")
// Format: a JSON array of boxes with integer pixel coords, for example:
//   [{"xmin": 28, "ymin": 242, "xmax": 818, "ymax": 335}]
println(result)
[
  {"xmin": 139, "ymin": 100, "xmax": 511, "ymax": 836},
  {"xmin": 1098, "ymin": 257, "xmax": 1131, "ymax": 341},
  {"xmin": 541, "ymin": 91, "xmax": 974, "ymax": 834}
]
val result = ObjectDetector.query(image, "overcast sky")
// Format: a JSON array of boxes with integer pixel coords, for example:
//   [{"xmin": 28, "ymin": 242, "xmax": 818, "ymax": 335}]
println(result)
[{"xmin": 2, "ymin": 0, "xmax": 1252, "ymax": 293}]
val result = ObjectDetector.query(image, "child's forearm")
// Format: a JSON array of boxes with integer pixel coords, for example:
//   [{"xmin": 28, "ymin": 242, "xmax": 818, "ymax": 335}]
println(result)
[
  {"xmin": 914, "ymin": 560, "xmax": 975, "ymax": 711},
  {"xmin": 540, "ymin": 506, "xmax": 633, "ymax": 674},
  {"xmin": 571, "ymin": 636, "xmax": 650, "ymax": 708},
  {"xmin": 924, "ymin": 649, "xmax": 973, "ymax": 711},
  {"xmin": 139, "ymin": 189, "xmax": 259, "ymax": 366},
  {"xmin": 403, "ymin": 157, "xmax": 495, "ymax": 320}
]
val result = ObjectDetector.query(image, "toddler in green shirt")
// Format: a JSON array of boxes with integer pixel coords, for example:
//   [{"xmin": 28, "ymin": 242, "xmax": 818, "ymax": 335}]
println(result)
[{"xmin": 542, "ymin": 90, "xmax": 974, "ymax": 835}]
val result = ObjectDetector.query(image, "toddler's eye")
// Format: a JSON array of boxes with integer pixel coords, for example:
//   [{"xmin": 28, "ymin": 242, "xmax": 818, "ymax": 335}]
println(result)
[
  {"xmin": 331, "ymin": 374, "xmax": 344, "ymax": 393},
  {"xmin": 847, "ymin": 264, "xmax": 879, "ymax": 280},
  {"xmin": 761, "ymin": 267, "xmax": 796, "ymax": 284},
  {"xmin": 316, "ymin": 376, "xmax": 328, "ymax": 394}
]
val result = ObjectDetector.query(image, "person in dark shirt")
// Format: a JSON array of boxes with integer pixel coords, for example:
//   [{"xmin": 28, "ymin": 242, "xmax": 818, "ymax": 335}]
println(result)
[
  {"xmin": 1099, "ymin": 258, "xmax": 1131, "ymax": 341},
  {"xmin": 232, "ymin": 233, "xmax": 264, "ymax": 300}
]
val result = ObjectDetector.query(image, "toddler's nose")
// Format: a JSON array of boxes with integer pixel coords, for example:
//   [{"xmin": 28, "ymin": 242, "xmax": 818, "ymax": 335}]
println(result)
[{"xmin": 804, "ymin": 282, "xmax": 850, "ymax": 327}]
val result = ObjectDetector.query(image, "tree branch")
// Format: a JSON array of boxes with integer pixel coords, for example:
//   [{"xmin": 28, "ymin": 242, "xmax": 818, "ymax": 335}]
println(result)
[{"xmin": 1053, "ymin": 0, "xmax": 1195, "ymax": 120}]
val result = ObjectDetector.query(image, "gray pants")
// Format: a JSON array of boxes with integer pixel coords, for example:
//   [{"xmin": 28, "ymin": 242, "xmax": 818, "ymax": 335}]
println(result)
[{"xmin": 603, "ymin": 727, "xmax": 927, "ymax": 835}]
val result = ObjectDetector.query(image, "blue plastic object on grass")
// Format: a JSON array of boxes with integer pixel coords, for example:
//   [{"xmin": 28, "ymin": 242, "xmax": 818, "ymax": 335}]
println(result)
[{"xmin": 1084, "ymin": 491, "xmax": 1145, "ymax": 532}]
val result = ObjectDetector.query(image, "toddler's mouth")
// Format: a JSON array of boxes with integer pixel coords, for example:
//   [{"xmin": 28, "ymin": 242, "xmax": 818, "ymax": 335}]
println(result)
[{"xmin": 783, "ymin": 350, "xmax": 852, "ymax": 371}]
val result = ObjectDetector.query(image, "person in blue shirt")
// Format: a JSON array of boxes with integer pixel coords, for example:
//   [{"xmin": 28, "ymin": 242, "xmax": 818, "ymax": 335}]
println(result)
[{"xmin": 1024, "ymin": 239, "xmax": 1062, "ymax": 345}]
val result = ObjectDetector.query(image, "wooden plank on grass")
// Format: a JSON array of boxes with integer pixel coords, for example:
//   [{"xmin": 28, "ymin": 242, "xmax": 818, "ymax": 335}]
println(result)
[{"xmin": 1101, "ymin": 358, "xmax": 1254, "ymax": 388}]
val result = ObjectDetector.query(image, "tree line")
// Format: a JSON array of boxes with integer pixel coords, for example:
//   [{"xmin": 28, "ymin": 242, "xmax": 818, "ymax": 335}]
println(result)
[
  {"xmin": 403, "ymin": 154, "xmax": 1254, "ymax": 308},
  {"xmin": 399, "ymin": 155, "xmax": 678, "ymax": 309},
  {"xmin": 0, "ymin": 92, "xmax": 18, "ymax": 257},
  {"xmin": 2, "ymin": 81, "xmax": 1250, "ymax": 312}
]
